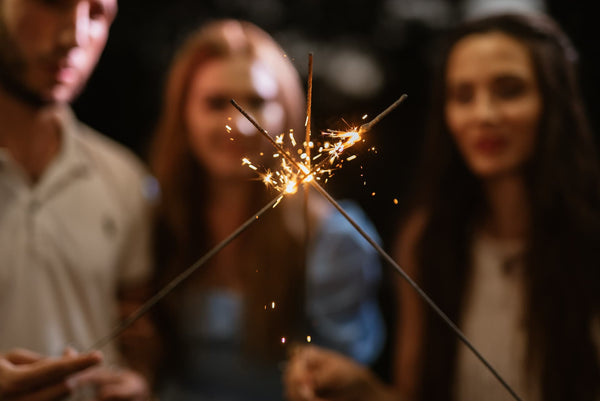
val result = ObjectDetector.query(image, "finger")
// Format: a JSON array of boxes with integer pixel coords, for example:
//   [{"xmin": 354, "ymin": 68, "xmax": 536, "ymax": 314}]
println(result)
[
  {"xmin": 287, "ymin": 342, "xmax": 308, "ymax": 360},
  {"xmin": 284, "ymin": 382, "xmax": 315, "ymax": 401},
  {"xmin": 307, "ymin": 357, "xmax": 352, "ymax": 398},
  {"xmin": 62, "ymin": 347, "xmax": 79, "ymax": 358},
  {"xmin": 284, "ymin": 355, "xmax": 319, "ymax": 401},
  {"xmin": 71, "ymin": 366, "xmax": 124, "ymax": 387},
  {"xmin": 313, "ymin": 397, "xmax": 345, "ymax": 401},
  {"xmin": 11, "ymin": 380, "xmax": 71, "ymax": 401},
  {"xmin": 287, "ymin": 345, "xmax": 321, "ymax": 377},
  {"xmin": 96, "ymin": 384, "xmax": 129, "ymax": 401},
  {"xmin": 5, "ymin": 349, "xmax": 44, "ymax": 365},
  {"xmin": 301, "ymin": 346, "xmax": 329, "ymax": 370},
  {"xmin": 96, "ymin": 384, "xmax": 145, "ymax": 401},
  {"xmin": 13, "ymin": 352, "xmax": 103, "ymax": 390},
  {"xmin": 298, "ymin": 383, "xmax": 316, "ymax": 400},
  {"xmin": 283, "ymin": 354, "xmax": 309, "ymax": 385},
  {"xmin": 312, "ymin": 365, "xmax": 344, "ymax": 395},
  {"xmin": 95, "ymin": 372, "xmax": 148, "ymax": 401}
]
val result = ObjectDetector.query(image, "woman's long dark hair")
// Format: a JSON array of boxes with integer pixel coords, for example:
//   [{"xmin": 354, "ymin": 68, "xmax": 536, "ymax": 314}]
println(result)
[{"xmin": 408, "ymin": 12, "xmax": 600, "ymax": 401}]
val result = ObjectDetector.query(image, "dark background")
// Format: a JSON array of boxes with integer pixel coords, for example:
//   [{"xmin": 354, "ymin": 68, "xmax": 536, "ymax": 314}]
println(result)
[{"xmin": 72, "ymin": 0, "xmax": 599, "ymax": 382}]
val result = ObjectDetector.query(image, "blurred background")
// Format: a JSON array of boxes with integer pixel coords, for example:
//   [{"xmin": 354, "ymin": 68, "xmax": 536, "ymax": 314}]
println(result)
[
  {"xmin": 71, "ymin": 0, "xmax": 599, "ymax": 380},
  {"xmin": 73, "ymin": 0, "xmax": 598, "ymax": 247}
]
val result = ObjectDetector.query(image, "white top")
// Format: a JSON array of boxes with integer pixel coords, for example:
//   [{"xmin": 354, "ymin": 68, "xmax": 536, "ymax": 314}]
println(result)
[
  {"xmin": 454, "ymin": 232, "xmax": 600, "ymax": 401},
  {"xmin": 0, "ymin": 107, "xmax": 154, "ymax": 364},
  {"xmin": 454, "ymin": 233, "xmax": 535, "ymax": 401}
]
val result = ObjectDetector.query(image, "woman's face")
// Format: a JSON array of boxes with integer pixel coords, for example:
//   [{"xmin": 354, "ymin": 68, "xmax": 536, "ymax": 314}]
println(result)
[
  {"xmin": 444, "ymin": 31, "xmax": 542, "ymax": 179},
  {"xmin": 185, "ymin": 55, "xmax": 286, "ymax": 179}
]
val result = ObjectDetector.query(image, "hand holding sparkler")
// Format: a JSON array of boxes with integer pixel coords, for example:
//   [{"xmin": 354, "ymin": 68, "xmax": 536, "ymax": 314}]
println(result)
[
  {"xmin": 0, "ymin": 348, "xmax": 103, "ymax": 401},
  {"xmin": 284, "ymin": 345, "xmax": 397, "ymax": 401}
]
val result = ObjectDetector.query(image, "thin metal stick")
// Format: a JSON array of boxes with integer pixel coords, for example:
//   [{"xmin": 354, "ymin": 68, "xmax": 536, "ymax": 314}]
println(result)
[
  {"xmin": 304, "ymin": 53, "xmax": 314, "ymax": 261},
  {"xmin": 305, "ymin": 53, "xmax": 313, "ymax": 166},
  {"xmin": 358, "ymin": 94, "xmax": 407, "ymax": 134},
  {"xmin": 231, "ymin": 98, "xmax": 523, "ymax": 401},
  {"xmin": 88, "ymin": 194, "xmax": 282, "ymax": 351}
]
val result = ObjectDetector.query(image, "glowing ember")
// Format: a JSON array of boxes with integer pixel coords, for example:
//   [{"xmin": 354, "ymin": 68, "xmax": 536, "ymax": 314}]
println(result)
[{"xmin": 285, "ymin": 181, "xmax": 298, "ymax": 194}]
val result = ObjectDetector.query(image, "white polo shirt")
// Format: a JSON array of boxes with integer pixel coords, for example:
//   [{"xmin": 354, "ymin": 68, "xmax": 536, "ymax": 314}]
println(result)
[{"xmin": 0, "ymin": 107, "xmax": 154, "ymax": 364}]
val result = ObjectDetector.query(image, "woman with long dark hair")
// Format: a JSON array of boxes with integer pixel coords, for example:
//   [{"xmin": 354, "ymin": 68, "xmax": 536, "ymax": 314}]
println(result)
[
  {"xmin": 149, "ymin": 19, "xmax": 384, "ymax": 401},
  {"xmin": 285, "ymin": 12, "xmax": 600, "ymax": 401}
]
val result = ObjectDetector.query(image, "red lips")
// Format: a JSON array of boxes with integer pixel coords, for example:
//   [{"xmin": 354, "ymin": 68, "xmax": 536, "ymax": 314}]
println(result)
[{"xmin": 474, "ymin": 136, "xmax": 507, "ymax": 154}]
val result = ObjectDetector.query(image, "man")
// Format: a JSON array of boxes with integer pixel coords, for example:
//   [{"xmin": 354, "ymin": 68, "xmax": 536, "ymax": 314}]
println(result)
[{"xmin": 0, "ymin": 0, "xmax": 155, "ymax": 399}]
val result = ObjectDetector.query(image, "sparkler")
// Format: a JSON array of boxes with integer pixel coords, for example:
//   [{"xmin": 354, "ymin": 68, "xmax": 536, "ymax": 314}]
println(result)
[
  {"xmin": 303, "ymin": 53, "xmax": 314, "ymax": 252},
  {"xmin": 88, "ymin": 95, "xmax": 408, "ymax": 353},
  {"xmin": 230, "ymin": 96, "xmax": 523, "ymax": 401}
]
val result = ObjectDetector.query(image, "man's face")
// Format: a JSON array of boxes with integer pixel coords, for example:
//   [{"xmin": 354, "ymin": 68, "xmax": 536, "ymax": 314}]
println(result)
[{"xmin": 0, "ymin": 0, "xmax": 117, "ymax": 106}]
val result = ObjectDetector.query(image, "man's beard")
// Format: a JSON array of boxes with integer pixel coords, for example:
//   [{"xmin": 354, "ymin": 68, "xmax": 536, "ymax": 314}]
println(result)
[{"xmin": 0, "ymin": 17, "xmax": 54, "ymax": 108}]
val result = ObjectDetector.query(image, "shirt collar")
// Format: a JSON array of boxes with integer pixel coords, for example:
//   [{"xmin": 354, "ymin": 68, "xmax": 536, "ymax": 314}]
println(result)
[
  {"xmin": 29, "ymin": 106, "xmax": 91, "ymax": 196},
  {"xmin": 48, "ymin": 106, "xmax": 91, "ymax": 175},
  {"xmin": 0, "ymin": 106, "xmax": 91, "ymax": 194}
]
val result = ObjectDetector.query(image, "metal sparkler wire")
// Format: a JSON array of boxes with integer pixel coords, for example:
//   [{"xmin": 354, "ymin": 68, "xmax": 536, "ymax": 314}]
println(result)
[
  {"xmin": 303, "ymin": 53, "xmax": 314, "ymax": 258},
  {"xmin": 87, "ymin": 194, "xmax": 283, "ymax": 352},
  {"xmin": 304, "ymin": 53, "xmax": 313, "ymax": 167},
  {"xmin": 357, "ymin": 94, "xmax": 407, "ymax": 134},
  {"xmin": 230, "ymin": 97, "xmax": 523, "ymax": 401}
]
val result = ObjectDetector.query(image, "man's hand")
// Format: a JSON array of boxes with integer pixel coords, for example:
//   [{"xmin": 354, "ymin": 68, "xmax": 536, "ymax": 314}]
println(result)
[
  {"xmin": 0, "ymin": 348, "xmax": 103, "ymax": 401},
  {"xmin": 69, "ymin": 366, "xmax": 150, "ymax": 401}
]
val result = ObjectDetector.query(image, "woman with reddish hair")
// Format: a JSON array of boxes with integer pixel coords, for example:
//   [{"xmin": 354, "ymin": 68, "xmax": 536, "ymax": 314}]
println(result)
[{"xmin": 149, "ymin": 19, "xmax": 385, "ymax": 401}]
